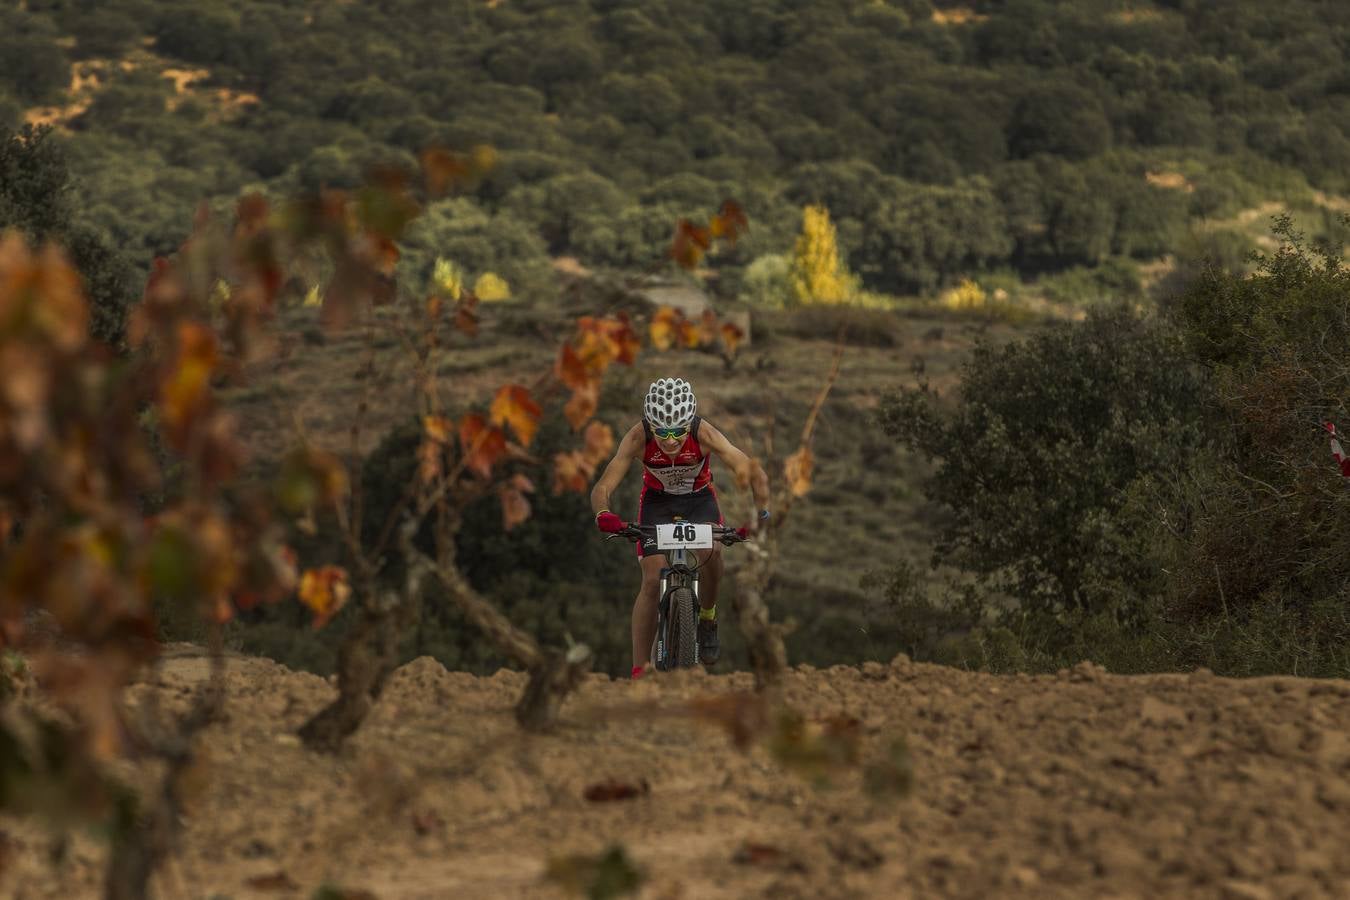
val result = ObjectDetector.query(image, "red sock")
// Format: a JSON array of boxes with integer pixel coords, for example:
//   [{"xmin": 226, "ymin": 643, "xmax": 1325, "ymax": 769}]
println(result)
[{"xmin": 631, "ymin": 665, "xmax": 645, "ymax": 680}]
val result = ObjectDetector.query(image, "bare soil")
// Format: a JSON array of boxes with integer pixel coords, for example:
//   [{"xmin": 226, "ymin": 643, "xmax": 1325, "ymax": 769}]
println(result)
[{"xmin": 4, "ymin": 648, "xmax": 1349, "ymax": 899}]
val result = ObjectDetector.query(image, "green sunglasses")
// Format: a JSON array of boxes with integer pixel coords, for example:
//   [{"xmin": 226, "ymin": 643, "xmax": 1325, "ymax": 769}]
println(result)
[{"xmin": 652, "ymin": 425, "xmax": 688, "ymax": 440}]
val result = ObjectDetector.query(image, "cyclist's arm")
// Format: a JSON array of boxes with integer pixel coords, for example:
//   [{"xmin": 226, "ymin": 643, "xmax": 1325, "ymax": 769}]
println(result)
[
  {"xmin": 699, "ymin": 422, "xmax": 771, "ymax": 514},
  {"xmin": 590, "ymin": 423, "xmax": 643, "ymax": 517}
]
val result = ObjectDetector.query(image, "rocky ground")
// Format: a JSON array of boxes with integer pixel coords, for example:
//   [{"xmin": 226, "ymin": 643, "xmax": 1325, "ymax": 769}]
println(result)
[{"xmin": 3, "ymin": 647, "xmax": 1349, "ymax": 899}]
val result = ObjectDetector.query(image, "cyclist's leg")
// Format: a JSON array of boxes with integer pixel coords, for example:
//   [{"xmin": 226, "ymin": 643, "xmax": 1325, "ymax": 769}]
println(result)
[
  {"xmin": 693, "ymin": 484, "xmax": 724, "ymax": 613},
  {"xmin": 632, "ymin": 554, "xmax": 664, "ymax": 669},
  {"xmin": 695, "ymin": 544, "xmax": 722, "ymax": 611}
]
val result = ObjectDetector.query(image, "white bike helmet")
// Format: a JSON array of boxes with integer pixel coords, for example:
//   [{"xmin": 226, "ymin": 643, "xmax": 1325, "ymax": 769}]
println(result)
[{"xmin": 644, "ymin": 377, "xmax": 697, "ymax": 429}]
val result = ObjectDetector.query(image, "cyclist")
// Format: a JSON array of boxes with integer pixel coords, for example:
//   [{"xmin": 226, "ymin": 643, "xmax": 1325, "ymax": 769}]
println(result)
[{"xmin": 591, "ymin": 377, "xmax": 770, "ymax": 679}]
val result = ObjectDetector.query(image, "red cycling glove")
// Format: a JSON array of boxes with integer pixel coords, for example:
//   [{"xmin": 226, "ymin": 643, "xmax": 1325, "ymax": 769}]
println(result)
[{"xmin": 595, "ymin": 511, "xmax": 625, "ymax": 533}]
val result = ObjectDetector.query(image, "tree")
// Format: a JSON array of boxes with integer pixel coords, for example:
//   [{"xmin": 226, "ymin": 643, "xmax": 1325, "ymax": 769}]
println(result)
[
  {"xmin": 1163, "ymin": 217, "xmax": 1350, "ymax": 651},
  {"xmin": 857, "ymin": 178, "xmax": 1013, "ymax": 294},
  {"xmin": 878, "ymin": 305, "xmax": 1212, "ymax": 618},
  {"xmin": 1006, "ymin": 82, "xmax": 1114, "ymax": 161},
  {"xmin": 0, "ymin": 125, "xmax": 136, "ymax": 347},
  {"xmin": 789, "ymin": 204, "xmax": 854, "ymax": 305}
]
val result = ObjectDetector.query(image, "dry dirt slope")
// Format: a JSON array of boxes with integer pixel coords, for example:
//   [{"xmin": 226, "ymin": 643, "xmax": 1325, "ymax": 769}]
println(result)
[{"xmin": 4, "ymin": 648, "xmax": 1350, "ymax": 900}]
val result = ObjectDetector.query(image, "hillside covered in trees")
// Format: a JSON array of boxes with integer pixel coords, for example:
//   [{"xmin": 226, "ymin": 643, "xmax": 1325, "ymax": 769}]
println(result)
[
  {"xmin": 3, "ymin": 0, "xmax": 1349, "ymax": 302},
  {"xmin": 1, "ymin": 0, "xmax": 1347, "ymax": 683}
]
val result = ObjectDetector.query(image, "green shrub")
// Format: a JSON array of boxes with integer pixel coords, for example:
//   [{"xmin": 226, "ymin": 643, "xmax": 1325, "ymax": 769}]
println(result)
[{"xmin": 877, "ymin": 304, "xmax": 1213, "ymax": 619}]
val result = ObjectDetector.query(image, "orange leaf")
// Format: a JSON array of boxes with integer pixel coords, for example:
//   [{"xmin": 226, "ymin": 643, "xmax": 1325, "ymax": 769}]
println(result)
[
  {"xmin": 551, "ymin": 451, "xmax": 593, "ymax": 494},
  {"xmin": 556, "ymin": 343, "xmax": 590, "ymax": 390},
  {"xmin": 604, "ymin": 316, "xmax": 641, "ymax": 365},
  {"xmin": 720, "ymin": 321, "xmax": 745, "ymax": 355},
  {"xmin": 581, "ymin": 421, "xmax": 614, "ymax": 465},
  {"xmin": 784, "ymin": 447, "xmax": 814, "ymax": 497},
  {"xmin": 298, "ymin": 566, "xmax": 350, "ymax": 629},
  {"xmin": 709, "ymin": 199, "xmax": 749, "ymax": 245},
  {"xmin": 679, "ymin": 319, "xmax": 702, "ymax": 349},
  {"xmin": 161, "ymin": 321, "xmax": 219, "ymax": 433},
  {"xmin": 423, "ymin": 415, "xmax": 453, "ymax": 444},
  {"xmin": 454, "ymin": 303, "xmax": 479, "ymax": 336},
  {"xmin": 670, "ymin": 219, "xmax": 711, "ymax": 270},
  {"xmin": 458, "ymin": 414, "xmax": 507, "ymax": 479},
  {"xmin": 490, "ymin": 385, "xmax": 543, "ymax": 448},
  {"xmin": 564, "ymin": 382, "xmax": 599, "ymax": 431},
  {"xmin": 420, "ymin": 147, "xmax": 470, "ymax": 197},
  {"xmin": 649, "ymin": 307, "xmax": 681, "ymax": 351},
  {"xmin": 499, "ymin": 474, "xmax": 535, "ymax": 530}
]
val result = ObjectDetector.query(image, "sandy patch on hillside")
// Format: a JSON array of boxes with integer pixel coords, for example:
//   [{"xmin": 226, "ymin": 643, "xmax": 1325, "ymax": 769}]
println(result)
[{"xmin": 2, "ymin": 647, "xmax": 1348, "ymax": 899}]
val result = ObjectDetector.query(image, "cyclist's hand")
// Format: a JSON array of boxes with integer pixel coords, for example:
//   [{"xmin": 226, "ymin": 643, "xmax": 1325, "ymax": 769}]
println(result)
[
  {"xmin": 736, "ymin": 510, "xmax": 770, "ymax": 540},
  {"xmin": 595, "ymin": 511, "xmax": 625, "ymax": 533}
]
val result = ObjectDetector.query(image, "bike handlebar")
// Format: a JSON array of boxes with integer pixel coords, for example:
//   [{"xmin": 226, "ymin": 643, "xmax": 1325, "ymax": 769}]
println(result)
[{"xmin": 614, "ymin": 523, "xmax": 749, "ymax": 545}]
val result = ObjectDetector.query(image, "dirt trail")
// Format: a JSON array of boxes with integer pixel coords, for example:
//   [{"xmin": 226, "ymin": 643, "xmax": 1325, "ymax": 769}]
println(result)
[{"xmin": 3, "ymin": 648, "xmax": 1349, "ymax": 899}]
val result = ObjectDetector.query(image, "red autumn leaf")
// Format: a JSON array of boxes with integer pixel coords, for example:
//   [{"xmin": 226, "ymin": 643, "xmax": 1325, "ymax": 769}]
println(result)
[
  {"xmin": 420, "ymin": 147, "xmax": 471, "ymax": 197},
  {"xmin": 458, "ymin": 413, "xmax": 507, "ymax": 479},
  {"xmin": 564, "ymin": 381, "xmax": 599, "ymax": 431},
  {"xmin": 371, "ymin": 235, "xmax": 401, "ymax": 276},
  {"xmin": 733, "ymin": 843, "xmax": 788, "ymax": 866},
  {"xmin": 454, "ymin": 303, "xmax": 479, "ymax": 336},
  {"xmin": 556, "ymin": 343, "xmax": 590, "ymax": 390},
  {"xmin": 583, "ymin": 778, "xmax": 650, "ymax": 802},
  {"xmin": 669, "ymin": 219, "xmax": 711, "ymax": 270},
  {"xmin": 236, "ymin": 192, "xmax": 270, "ymax": 233},
  {"xmin": 245, "ymin": 871, "xmax": 301, "ymax": 891},
  {"xmin": 605, "ymin": 316, "xmax": 641, "ymax": 365},
  {"xmin": 490, "ymin": 384, "xmax": 543, "ymax": 448}
]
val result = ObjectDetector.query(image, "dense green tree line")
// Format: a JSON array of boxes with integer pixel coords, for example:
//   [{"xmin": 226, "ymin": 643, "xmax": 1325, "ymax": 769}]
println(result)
[{"xmin": 1, "ymin": 0, "xmax": 1346, "ymax": 297}]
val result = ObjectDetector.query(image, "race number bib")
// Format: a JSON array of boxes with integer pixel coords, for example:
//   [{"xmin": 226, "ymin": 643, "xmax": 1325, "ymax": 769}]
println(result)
[{"xmin": 655, "ymin": 522, "xmax": 713, "ymax": 550}]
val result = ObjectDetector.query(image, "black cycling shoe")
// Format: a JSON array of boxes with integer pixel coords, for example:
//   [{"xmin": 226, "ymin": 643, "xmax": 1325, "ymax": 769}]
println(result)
[{"xmin": 697, "ymin": 617, "xmax": 720, "ymax": 665}]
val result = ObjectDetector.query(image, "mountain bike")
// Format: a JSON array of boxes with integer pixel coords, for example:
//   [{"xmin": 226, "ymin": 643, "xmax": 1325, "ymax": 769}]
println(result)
[{"xmin": 613, "ymin": 521, "xmax": 746, "ymax": 671}]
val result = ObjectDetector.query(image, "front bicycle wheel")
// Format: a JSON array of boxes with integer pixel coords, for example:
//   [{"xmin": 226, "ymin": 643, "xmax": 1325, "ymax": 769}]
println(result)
[{"xmin": 665, "ymin": 576, "xmax": 699, "ymax": 669}]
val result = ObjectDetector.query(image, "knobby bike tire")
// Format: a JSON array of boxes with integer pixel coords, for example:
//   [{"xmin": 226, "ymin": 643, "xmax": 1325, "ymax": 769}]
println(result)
[{"xmin": 666, "ymin": 579, "xmax": 699, "ymax": 669}]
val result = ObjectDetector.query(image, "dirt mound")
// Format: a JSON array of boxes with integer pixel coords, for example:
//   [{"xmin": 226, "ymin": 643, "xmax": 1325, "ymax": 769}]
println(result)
[{"xmin": 3, "ymin": 651, "xmax": 1349, "ymax": 899}]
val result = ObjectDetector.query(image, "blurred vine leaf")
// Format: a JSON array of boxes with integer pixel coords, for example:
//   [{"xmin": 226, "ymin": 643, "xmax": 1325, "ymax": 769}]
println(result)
[
  {"xmin": 544, "ymin": 844, "xmax": 645, "ymax": 900},
  {"xmin": 298, "ymin": 566, "xmax": 351, "ymax": 629}
]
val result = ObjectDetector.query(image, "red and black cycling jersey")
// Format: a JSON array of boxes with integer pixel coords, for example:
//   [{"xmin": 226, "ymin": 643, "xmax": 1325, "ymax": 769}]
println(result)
[{"xmin": 640, "ymin": 416, "xmax": 713, "ymax": 495}]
